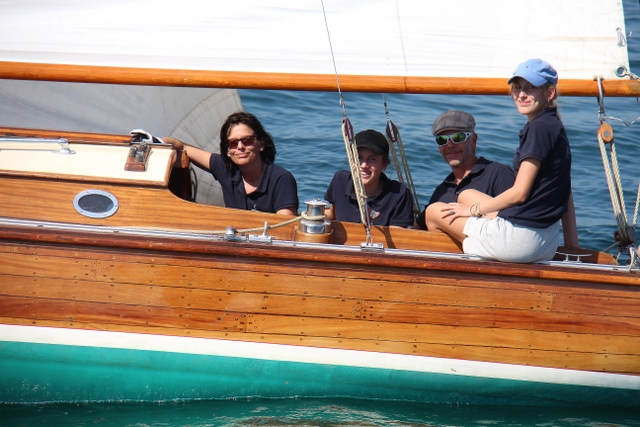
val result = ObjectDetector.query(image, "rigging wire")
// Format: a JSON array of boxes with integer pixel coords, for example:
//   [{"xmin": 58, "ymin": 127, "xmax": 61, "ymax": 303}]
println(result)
[
  {"xmin": 320, "ymin": 0, "xmax": 374, "ymax": 244},
  {"xmin": 602, "ymin": 66, "xmax": 640, "ymax": 126},
  {"xmin": 595, "ymin": 76, "xmax": 639, "ymax": 266},
  {"xmin": 383, "ymin": 95, "xmax": 421, "ymax": 215}
]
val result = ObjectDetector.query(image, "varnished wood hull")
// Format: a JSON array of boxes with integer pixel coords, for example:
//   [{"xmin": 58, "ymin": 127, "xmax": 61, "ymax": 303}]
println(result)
[{"xmin": 1, "ymin": 129, "xmax": 639, "ymax": 406}]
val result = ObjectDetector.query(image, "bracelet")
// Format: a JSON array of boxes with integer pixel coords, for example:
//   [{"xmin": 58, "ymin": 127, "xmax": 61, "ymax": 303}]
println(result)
[{"xmin": 470, "ymin": 203, "xmax": 484, "ymax": 218}]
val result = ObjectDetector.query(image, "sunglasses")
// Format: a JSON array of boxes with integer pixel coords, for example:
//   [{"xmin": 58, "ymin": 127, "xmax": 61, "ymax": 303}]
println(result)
[
  {"xmin": 227, "ymin": 135, "xmax": 257, "ymax": 150},
  {"xmin": 435, "ymin": 132, "xmax": 474, "ymax": 146}
]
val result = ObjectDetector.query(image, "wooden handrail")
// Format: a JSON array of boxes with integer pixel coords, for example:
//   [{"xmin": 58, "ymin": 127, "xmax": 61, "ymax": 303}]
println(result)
[{"xmin": 0, "ymin": 127, "xmax": 131, "ymax": 145}]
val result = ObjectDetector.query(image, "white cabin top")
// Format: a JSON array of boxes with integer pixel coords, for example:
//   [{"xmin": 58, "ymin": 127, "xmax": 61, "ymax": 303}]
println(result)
[{"xmin": 0, "ymin": 141, "xmax": 173, "ymax": 186}]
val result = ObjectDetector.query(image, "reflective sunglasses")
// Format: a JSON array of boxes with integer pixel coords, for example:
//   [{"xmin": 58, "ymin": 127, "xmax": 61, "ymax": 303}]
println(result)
[
  {"xmin": 435, "ymin": 132, "xmax": 474, "ymax": 146},
  {"xmin": 227, "ymin": 135, "xmax": 257, "ymax": 150}
]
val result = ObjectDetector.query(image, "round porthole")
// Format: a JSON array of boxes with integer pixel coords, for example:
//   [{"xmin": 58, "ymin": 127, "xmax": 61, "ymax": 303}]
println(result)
[{"xmin": 73, "ymin": 190, "xmax": 119, "ymax": 219}]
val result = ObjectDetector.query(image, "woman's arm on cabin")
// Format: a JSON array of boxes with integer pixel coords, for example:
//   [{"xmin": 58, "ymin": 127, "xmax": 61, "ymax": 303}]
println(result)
[
  {"xmin": 163, "ymin": 137, "xmax": 213, "ymax": 172},
  {"xmin": 276, "ymin": 207, "xmax": 298, "ymax": 216},
  {"xmin": 561, "ymin": 192, "xmax": 579, "ymax": 248}
]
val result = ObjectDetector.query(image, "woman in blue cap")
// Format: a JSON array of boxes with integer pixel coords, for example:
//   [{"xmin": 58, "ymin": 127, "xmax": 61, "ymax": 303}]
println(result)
[
  {"xmin": 426, "ymin": 58, "xmax": 578, "ymax": 262},
  {"xmin": 324, "ymin": 129, "xmax": 414, "ymax": 227}
]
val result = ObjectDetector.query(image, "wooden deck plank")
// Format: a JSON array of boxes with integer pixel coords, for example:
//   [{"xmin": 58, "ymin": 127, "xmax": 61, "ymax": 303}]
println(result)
[
  {"xmin": 362, "ymin": 301, "xmax": 640, "ymax": 336},
  {"xmin": 245, "ymin": 314, "xmax": 640, "ymax": 355},
  {"xmin": 1, "ymin": 289, "xmax": 638, "ymax": 356},
  {"xmin": 552, "ymin": 292, "xmax": 640, "ymax": 318},
  {"xmin": 94, "ymin": 261, "xmax": 640, "ymax": 317},
  {"xmin": 0, "ymin": 253, "xmax": 96, "ymax": 280},
  {"xmin": 1, "ymin": 239, "xmax": 638, "ymax": 293},
  {"xmin": 0, "ymin": 275, "xmax": 363, "ymax": 319},
  {"xmin": 0, "ymin": 296, "xmax": 247, "ymax": 332},
  {"xmin": 94, "ymin": 261, "xmax": 559, "ymax": 310},
  {"xmin": 3, "ymin": 271, "xmax": 637, "ymax": 332}
]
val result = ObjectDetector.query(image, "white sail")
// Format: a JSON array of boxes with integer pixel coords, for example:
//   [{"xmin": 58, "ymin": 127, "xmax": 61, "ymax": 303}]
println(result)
[{"xmin": 0, "ymin": 0, "xmax": 629, "ymax": 83}]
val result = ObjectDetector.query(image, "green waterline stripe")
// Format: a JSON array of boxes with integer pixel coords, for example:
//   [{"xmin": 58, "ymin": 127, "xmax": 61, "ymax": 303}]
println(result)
[
  {"xmin": 1, "ymin": 324, "xmax": 639, "ymax": 391},
  {"xmin": 2, "ymin": 339, "xmax": 640, "ymax": 406}
]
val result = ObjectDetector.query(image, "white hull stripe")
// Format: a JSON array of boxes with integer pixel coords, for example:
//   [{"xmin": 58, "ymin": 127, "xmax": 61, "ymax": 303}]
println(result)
[{"xmin": 1, "ymin": 324, "xmax": 638, "ymax": 391}]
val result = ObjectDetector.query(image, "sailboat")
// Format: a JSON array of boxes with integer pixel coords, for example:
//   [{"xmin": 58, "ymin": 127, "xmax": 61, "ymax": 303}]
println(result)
[{"xmin": 1, "ymin": 0, "xmax": 639, "ymax": 406}]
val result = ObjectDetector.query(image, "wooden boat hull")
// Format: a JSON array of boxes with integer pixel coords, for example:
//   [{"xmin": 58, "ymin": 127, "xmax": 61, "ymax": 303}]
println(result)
[
  {"xmin": 1, "ymin": 230, "xmax": 639, "ymax": 406},
  {"xmin": 1, "ymin": 129, "xmax": 639, "ymax": 406}
]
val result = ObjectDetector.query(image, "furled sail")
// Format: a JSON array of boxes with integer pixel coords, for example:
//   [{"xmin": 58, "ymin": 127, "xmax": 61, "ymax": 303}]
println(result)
[{"xmin": 0, "ymin": 0, "xmax": 635, "ymax": 95}]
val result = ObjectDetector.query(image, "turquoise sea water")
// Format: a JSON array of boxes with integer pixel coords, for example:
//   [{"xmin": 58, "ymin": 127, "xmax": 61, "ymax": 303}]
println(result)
[
  {"xmin": 2, "ymin": 398, "xmax": 640, "ymax": 427},
  {"xmin": 4, "ymin": 2, "xmax": 640, "ymax": 426}
]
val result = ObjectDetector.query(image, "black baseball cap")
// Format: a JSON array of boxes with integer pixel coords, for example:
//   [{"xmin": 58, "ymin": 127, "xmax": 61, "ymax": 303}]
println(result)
[{"xmin": 355, "ymin": 129, "xmax": 389, "ymax": 156}]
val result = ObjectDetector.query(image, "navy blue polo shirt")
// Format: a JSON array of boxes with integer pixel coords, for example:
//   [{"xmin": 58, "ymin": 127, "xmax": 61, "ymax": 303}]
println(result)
[
  {"xmin": 415, "ymin": 157, "xmax": 514, "ymax": 229},
  {"xmin": 499, "ymin": 108, "xmax": 571, "ymax": 228},
  {"xmin": 324, "ymin": 170, "xmax": 414, "ymax": 227},
  {"xmin": 209, "ymin": 154, "xmax": 299, "ymax": 213}
]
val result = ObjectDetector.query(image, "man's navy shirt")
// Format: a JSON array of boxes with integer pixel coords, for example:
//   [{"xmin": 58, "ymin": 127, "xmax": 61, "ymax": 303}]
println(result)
[{"xmin": 415, "ymin": 157, "xmax": 514, "ymax": 229}]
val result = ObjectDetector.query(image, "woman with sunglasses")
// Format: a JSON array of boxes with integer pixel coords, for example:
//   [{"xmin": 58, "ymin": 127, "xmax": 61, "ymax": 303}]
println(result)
[
  {"xmin": 425, "ymin": 59, "xmax": 578, "ymax": 262},
  {"xmin": 324, "ymin": 129, "xmax": 414, "ymax": 227},
  {"xmin": 165, "ymin": 111, "xmax": 299, "ymax": 215}
]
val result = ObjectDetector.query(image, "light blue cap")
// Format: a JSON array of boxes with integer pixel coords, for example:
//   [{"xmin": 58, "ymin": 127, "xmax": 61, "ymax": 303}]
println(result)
[{"xmin": 508, "ymin": 58, "xmax": 558, "ymax": 86}]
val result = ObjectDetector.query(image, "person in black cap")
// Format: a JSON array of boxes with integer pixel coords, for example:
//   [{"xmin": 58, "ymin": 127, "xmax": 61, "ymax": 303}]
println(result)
[
  {"xmin": 426, "ymin": 59, "xmax": 579, "ymax": 263},
  {"xmin": 324, "ymin": 129, "xmax": 414, "ymax": 227},
  {"xmin": 416, "ymin": 110, "xmax": 514, "ymax": 230}
]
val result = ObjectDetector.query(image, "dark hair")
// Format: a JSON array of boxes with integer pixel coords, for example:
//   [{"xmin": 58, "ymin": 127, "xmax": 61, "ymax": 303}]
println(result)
[{"xmin": 219, "ymin": 111, "xmax": 277, "ymax": 171}]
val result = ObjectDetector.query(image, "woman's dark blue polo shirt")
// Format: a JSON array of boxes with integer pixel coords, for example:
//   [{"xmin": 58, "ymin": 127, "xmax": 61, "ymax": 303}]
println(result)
[{"xmin": 209, "ymin": 154, "xmax": 299, "ymax": 213}]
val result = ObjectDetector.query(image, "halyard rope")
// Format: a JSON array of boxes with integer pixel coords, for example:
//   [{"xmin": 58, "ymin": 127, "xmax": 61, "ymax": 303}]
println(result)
[
  {"xmin": 597, "ymin": 129, "xmax": 630, "ymax": 244},
  {"xmin": 383, "ymin": 96, "xmax": 421, "ymax": 215},
  {"xmin": 341, "ymin": 118, "xmax": 373, "ymax": 238},
  {"xmin": 322, "ymin": 0, "xmax": 374, "ymax": 244},
  {"xmin": 596, "ymin": 75, "xmax": 638, "ymax": 253}
]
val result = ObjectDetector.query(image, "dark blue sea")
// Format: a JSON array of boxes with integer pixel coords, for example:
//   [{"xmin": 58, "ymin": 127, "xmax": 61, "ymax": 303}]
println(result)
[{"xmin": 4, "ymin": 2, "xmax": 640, "ymax": 426}]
